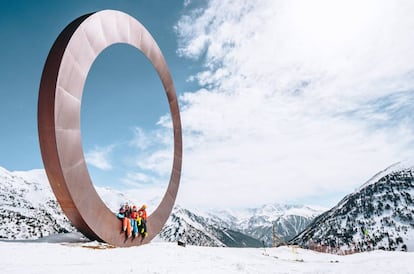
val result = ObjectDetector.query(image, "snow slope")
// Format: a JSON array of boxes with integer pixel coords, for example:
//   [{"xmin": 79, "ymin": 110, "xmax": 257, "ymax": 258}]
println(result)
[{"xmin": 0, "ymin": 239, "xmax": 413, "ymax": 274}]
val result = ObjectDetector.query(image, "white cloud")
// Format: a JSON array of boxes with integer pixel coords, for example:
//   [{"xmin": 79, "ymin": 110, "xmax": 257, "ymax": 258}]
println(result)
[
  {"xmin": 134, "ymin": 150, "xmax": 173, "ymax": 177},
  {"xmin": 129, "ymin": 126, "xmax": 173, "ymax": 150},
  {"xmin": 121, "ymin": 171, "xmax": 154, "ymax": 187},
  {"xmin": 142, "ymin": 0, "xmax": 414, "ymax": 208},
  {"xmin": 85, "ymin": 145, "xmax": 115, "ymax": 170},
  {"xmin": 126, "ymin": 126, "xmax": 174, "ymax": 177},
  {"xmin": 183, "ymin": 0, "xmax": 191, "ymax": 8},
  {"xmin": 129, "ymin": 127, "xmax": 151, "ymax": 150}
]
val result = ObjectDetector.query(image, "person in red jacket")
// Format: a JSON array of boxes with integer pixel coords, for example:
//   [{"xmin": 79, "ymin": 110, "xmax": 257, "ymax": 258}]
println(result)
[{"xmin": 130, "ymin": 205, "xmax": 139, "ymax": 237}]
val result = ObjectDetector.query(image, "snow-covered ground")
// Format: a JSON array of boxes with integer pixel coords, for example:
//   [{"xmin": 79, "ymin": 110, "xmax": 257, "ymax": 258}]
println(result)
[{"xmin": 1, "ymin": 234, "xmax": 413, "ymax": 274}]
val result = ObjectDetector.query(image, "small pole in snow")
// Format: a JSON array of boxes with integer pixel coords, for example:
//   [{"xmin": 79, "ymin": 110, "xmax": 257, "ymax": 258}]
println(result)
[{"xmin": 262, "ymin": 240, "xmax": 269, "ymax": 256}]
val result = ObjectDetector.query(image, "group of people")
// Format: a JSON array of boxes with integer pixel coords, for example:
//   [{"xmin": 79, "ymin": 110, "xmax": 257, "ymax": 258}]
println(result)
[{"xmin": 117, "ymin": 202, "xmax": 147, "ymax": 239}]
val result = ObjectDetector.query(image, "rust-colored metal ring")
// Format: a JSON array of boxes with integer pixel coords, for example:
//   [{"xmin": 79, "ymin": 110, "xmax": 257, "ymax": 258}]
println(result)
[{"xmin": 38, "ymin": 10, "xmax": 182, "ymax": 247}]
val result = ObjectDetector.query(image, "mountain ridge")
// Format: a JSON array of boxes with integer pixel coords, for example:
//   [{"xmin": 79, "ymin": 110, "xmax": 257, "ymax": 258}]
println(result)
[
  {"xmin": 290, "ymin": 163, "xmax": 414, "ymax": 252},
  {"xmin": 0, "ymin": 166, "xmax": 321, "ymax": 247},
  {"xmin": 3, "ymin": 164, "xmax": 413, "ymax": 251}
]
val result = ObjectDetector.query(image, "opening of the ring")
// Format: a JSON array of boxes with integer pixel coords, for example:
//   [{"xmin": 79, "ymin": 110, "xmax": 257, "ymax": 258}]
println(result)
[{"xmin": 82, "ymin": 43, "xmax": 172, "ymax": 214}]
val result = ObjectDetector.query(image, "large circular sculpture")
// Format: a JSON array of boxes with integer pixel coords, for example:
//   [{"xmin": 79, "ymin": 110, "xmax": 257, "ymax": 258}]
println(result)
[{"xmin": 38, "ymin": 10, "xmax": 182, "ymax": 247}]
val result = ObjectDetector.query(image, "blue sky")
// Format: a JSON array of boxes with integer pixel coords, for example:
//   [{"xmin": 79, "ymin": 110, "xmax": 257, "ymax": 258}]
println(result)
[
  {"xmin": 0, "ymin": 0, "xmax": 195, "ymax": 166},
  {"xmin": 0, "ymin": 0, "xmax": 200, "ymax": 192},
  {"xmin": 2, "ymin": 0, "xmax": 414, "ymax": 209}
]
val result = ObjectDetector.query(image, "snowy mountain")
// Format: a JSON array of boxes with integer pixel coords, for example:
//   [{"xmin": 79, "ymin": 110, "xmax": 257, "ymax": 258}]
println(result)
[
  {"xmin": 290, "ymin": 162, "xmax": 414, "ymax": 252},
  {"xmin": 0, "ymin": 166, "xmax": 322, "ymax": 247},
  {"xmin": 0, "ymin": 167, "xmax": 133, "ymax": 240},
  {"xmin": 158, "ymin": 205, "xmax": 263, "ymax": 247},
  {"xmin": 204, "ymin": 204, "xmax": 325, "ymax": 247},
  {"xmin": 0, "ymin": 167, "xmax": 75, "ymax": 239}
]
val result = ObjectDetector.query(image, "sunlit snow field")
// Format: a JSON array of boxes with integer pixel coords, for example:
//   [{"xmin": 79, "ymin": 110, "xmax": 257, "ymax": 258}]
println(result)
[{"xmin": 1, "ymin": 237, "xmax": 413, "ymax": 274}]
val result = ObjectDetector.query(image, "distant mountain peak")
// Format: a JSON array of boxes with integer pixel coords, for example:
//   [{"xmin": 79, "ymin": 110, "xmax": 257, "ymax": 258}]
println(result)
[{"xmin": 356, "ymin": 161, "xmax": 413, "ymax": 193}]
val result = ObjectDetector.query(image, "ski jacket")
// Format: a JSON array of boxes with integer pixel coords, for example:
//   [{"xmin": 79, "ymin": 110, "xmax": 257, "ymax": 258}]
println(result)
[
  {"xmin": 130, "ymin": 211, "xmax": 138, "ymax": 220},
  {"xmin": 138, "ymin": 209, "xmax": 147, "ymax": 221},
  {"xmin": 124, "ymin": 207, "xmax": 132, "ymax": 218}
]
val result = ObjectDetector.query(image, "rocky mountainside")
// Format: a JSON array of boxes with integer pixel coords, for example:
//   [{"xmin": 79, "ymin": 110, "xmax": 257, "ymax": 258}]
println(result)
[
  {"xmin": 0, "ymin": 167, "xmax": 323, "ymax": 247},
  {"xmin": 206, "ymin": 204, "xmax": 324, "ymax": 247},
  {"xmin": 158, "ymin": 206, "xmax": 263, "ymax": 247},
  {"xmin": 157, "ymin": 204, "xmax": 325, "ymax": 247},
  {"xmin": 0, "ymin": 167, "xmax": 75, "ymax": 239},
  {"xmin": 0, "ymin": 167, "xmax": 136, "ymax": 240},
  {"xmin": 290, "ymin": 162, "xmax": 414, "ymax": 252}
]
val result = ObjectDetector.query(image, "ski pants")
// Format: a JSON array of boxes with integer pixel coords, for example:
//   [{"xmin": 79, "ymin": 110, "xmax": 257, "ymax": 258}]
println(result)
[
  {"xmin": 130, "ymin": 219, "xmax": 138, "ymax": 235},
  {"xmin": 122, "ymin": 217, "xmax": 132, "ymax": 236},
  {"xmin": 138, "ymin": 219, "xmax": 147, "ymax": 235}
]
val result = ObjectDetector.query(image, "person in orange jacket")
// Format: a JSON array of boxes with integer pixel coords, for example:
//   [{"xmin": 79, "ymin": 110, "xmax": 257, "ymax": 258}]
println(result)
[
  {"xmin": 137, "ymin": 204, "xmax": 147, "ymax": 237},
  {"xmin": 137, "ymin": 204, "xmax": 147, "ymax": 221}
]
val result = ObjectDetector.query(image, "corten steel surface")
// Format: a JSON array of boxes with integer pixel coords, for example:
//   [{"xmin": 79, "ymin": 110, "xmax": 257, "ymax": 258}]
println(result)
[{"xmin": 38, "ymin": 10, "xmax": 182, "ymax": 247}]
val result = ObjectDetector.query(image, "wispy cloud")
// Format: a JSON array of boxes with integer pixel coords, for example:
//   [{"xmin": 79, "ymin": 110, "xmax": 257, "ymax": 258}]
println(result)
[
  {"xmin": 85, "ymin": 145, "xmax": 115, "ymax": 170},
  {"xmin": 166, "ymin": 0, "xmax": 414, "ymax": 208},
  {"xmin": 121, "ymin": 171, "xmax": 153, "ymax": 186},
  {"xmin": 103, "ymin": 1, "xmax": 414, "ymax": 209},
  {"xmin": 129, "ymin": 127, "xmax": 152, "ymax": 150},
  {"xmin": 127, "ymin": 126, "xmax": 174, "ymax": 176},
  {"xmin": 129, "ymin": 126, "xmax": 173, "ymax": 149},
  {"xmin": 85, "ymin": 126, "xmax": 174, "ymax": 191}
]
